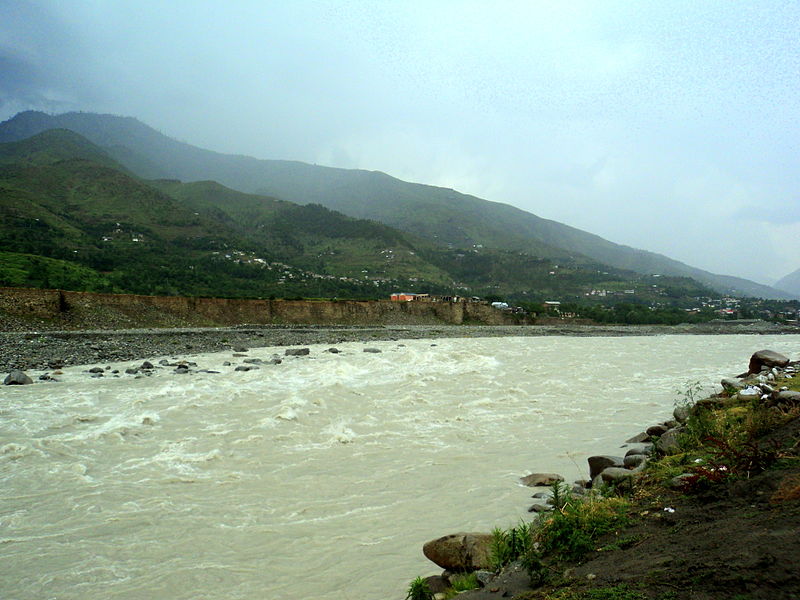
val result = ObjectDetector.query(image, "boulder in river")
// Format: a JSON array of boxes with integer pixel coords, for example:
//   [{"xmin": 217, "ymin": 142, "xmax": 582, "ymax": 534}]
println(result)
[
  {"xmin": 4, "ymin": 370, "xmax": 33, "ymax": 385},
  {"xmin": 285, "ymin": 348, "xmax": 310, "ymax": 356},
  {"xmin": 422, "ymin": 532, "xmax": 493, "ymax": 571}
]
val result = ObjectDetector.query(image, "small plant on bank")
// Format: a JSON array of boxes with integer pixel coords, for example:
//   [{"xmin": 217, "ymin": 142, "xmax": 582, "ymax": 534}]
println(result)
[
  {"xmin": 447, "ymin": 572, "xmax": 480, "ymax": 594},
  {"xmin": 406, "ymin": 576, "xmax": 433, "ymax": 600},
  {"xmin": 489, "ymin": 520, "xmax": 534, "ymax": 570},
  {"xmin": 534, "ymin": 482, "xmax": 630, "ymax": 562}
]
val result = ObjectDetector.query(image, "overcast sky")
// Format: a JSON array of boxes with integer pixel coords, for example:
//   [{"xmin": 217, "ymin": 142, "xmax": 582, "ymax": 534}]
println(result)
[{"xmin": 1, "ymin": 1, "xmax": 799, "ymax": 285}]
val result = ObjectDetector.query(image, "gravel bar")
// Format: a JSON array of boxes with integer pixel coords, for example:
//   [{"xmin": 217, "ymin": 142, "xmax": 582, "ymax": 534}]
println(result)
[{"xmin": 1, "ymin": 321, "xmax": 797, "ymax": 372}]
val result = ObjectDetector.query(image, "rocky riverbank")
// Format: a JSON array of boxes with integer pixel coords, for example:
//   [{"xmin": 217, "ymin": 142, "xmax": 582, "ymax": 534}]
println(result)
[
  {"xmin": 411, "ymin": 349, "xmax": 800, "ymax": 600},
  {"xmin": 1, "ymin": 320, "xmax": 797, "ymax": 373}
]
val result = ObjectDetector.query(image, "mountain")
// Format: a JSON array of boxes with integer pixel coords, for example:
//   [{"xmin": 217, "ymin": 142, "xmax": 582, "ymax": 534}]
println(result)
[
  {"xmin": 0, "ymin": 130, "xmax": 455, "ymax": 298},
  {"xmin": 1, "ymin": 110, "xmax": 795, "ymax": 300},
  {"xmin": 775, "ymin": 268, "xmax": 800, "ymax": 297},
  {"xmin": 5, "ymin": 129, "xmax": 696, "ymax": 303}
]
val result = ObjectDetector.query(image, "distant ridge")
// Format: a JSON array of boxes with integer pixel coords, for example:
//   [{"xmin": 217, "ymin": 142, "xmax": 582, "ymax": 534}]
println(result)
[
  {"xmin": 775, "ymin": 267, "xmax": 800, "ymax": 297},
  {"xmin": 1, "ymin": 110, "xmax": 796, "ymax": 300}
]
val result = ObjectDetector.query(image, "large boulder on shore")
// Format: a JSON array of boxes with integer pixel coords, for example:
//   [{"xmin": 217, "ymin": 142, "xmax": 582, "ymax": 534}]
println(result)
[
  {"xmin": 655, "ymin": 427, "xmax": 684, "ymax": 454},
  {"xmin": 520, "ymin": 472, "xmax": 564, "ymax": 487},
  {"xmin": 588, "ymin": 455, "xmax": 624, "ymax": 479},
  {"xmin": 749, "ymin": 350, "xmax": 790, "ymax": 374},
  {"xmin": 422, "ymin": 532, "xmax": 493, "ymax": 571}
]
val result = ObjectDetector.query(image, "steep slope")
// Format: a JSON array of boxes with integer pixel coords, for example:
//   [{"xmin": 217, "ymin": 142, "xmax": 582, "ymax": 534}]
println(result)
[
  {"xmin": 0, "ymin": 131, "xmax": 450, "ymax": 297},
  {"xmin": 776, "ymin": 267, "xmax": 800, "ymax": 297},
  {"xmin": 149, "ymin": 179, "xmax": 451, "ymax": 283},
  {"xmin": 1, "ymin": 111, "xmax": 794, "ymax": 300}
]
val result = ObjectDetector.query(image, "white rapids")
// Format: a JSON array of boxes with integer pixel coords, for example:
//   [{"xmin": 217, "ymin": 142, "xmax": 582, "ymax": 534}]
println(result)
[{"xmin": 1, "ymin": 334, "xmax": 797, "ymax": 599}]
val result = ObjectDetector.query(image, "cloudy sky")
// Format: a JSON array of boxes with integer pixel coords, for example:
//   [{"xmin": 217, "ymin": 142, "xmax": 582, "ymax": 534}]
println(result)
[{"xmin": 1, "ymin": 1, "xmax": 799, "ymax": 285}]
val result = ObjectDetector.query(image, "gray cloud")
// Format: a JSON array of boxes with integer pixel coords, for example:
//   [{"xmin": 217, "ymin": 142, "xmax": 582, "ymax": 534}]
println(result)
[{"xmin": 2, "ymin": 0, "xmax": 799, "ymax": 283}]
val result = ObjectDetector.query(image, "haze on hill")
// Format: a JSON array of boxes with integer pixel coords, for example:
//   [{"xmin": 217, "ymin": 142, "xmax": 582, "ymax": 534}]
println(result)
[
  {"xmin": 0, "ymin": 2, "xmax": 798, "ymax": 286},
  {"xmin": 1, "ymin": 111, "xmax": 795, "ymax": 302},
  {"xmin": 4, "ymin": 127, "xmax": 735, "ymax": 316}
]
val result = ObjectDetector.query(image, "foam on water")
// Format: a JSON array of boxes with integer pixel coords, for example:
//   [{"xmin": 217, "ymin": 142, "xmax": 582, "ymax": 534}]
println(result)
[{"xmin": 1, "ymin": 334, "xmax": 798, "ymax": 599}]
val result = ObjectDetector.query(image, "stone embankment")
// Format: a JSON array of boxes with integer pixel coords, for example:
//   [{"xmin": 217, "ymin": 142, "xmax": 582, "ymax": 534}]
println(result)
[{"xmin": 415, "ymin": 349, "xmax": 800, "ymax": 599}]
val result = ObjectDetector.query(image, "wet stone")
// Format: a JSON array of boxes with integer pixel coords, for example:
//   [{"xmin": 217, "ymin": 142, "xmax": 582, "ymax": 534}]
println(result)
[
  {"xmin": 4, "ymin": 370, "xmax": 33, "ymax": 385},
  {"xmin": 285, "ymin": 348, "xmax": 310, "ymax": 356}
]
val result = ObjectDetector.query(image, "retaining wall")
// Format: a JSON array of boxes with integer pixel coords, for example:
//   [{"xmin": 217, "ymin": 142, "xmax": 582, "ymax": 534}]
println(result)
[{"xmin": 0, "ymin": 287, "xmax": 529, "ymax": 328}]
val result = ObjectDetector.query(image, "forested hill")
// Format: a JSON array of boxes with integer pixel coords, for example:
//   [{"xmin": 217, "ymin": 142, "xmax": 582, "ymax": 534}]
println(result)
[
  {"xmin": 2, "ymin": 128, "xmax": 716, "ymax": 305},
  {"xmin": 1, "ymin": 110, "xmax": 795, "ymax": 301}
]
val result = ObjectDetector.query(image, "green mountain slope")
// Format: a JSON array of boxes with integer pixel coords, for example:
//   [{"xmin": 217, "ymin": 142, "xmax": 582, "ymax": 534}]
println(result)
[
  {"xmin": 0, "ymin": 128, "xmax": 717, "ymax": 306},
  {"xmin": 149, "ymin": 179, "xmax": 451, "ymax": 283},
  {"xmin": 0, "ymin": 130, "xmax": 448, "ymax": 298},
  {"xmin": 0, "ymin": 110, "xmax": 794, "ymax": 300}
]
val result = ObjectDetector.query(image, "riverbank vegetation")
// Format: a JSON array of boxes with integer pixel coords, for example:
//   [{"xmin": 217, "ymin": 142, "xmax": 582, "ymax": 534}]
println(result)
[{"xmin": 410, "ymin": 367, "xmax": 800, "ymax": 599}]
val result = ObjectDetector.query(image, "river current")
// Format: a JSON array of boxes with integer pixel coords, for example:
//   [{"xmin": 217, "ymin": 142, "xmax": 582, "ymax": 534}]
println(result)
[{"xmin": 1, "ymin": 334, "xmax": 798, "ymax": 599}]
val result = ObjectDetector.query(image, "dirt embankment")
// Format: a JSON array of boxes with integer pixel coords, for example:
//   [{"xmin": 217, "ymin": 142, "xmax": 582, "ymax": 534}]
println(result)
[{"xmin": 0, "ymin": 287, "xmax": 528, "ymax": 330}]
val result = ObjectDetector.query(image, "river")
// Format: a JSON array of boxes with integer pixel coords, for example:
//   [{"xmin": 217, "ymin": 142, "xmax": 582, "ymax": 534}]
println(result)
[{"xmin": 1, "ymin": 334, "xmax": 797, "ymax": 599}]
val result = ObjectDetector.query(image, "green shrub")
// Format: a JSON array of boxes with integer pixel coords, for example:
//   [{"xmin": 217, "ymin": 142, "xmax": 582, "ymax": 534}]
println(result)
[
  {"xmin": 448, "ymin": 572, "xmax": 479, "ymax": 592},
  {"xmin": 405, "ymin": 576, "xmax": 433, "ymax": 600},
  {"xmin": 534, "ymin": 483, "xmax": 629, "ymax": 561},
  {"xmin": 489, "ymin": 520, "xmax": 534, "ymax": 570}
]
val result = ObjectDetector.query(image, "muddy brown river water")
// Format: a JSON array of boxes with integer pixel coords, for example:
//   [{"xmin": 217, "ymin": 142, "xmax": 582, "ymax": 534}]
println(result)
[{"xmin": 1, "ymin": 334, "xmax": 797, "ymax": 599}]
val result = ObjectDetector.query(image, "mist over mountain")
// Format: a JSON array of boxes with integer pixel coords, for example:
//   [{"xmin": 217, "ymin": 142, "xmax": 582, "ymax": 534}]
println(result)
[
  {"xmin": 7, "ymin": 128, "xmax": 710, "ymax": 305},
  {"xmin": 1, "ymin": 110, "xmax": 796, "ymax": 301},
  {"xmin": 776, "ymin": 268, "xmax": 800, "ymax": 297}
]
